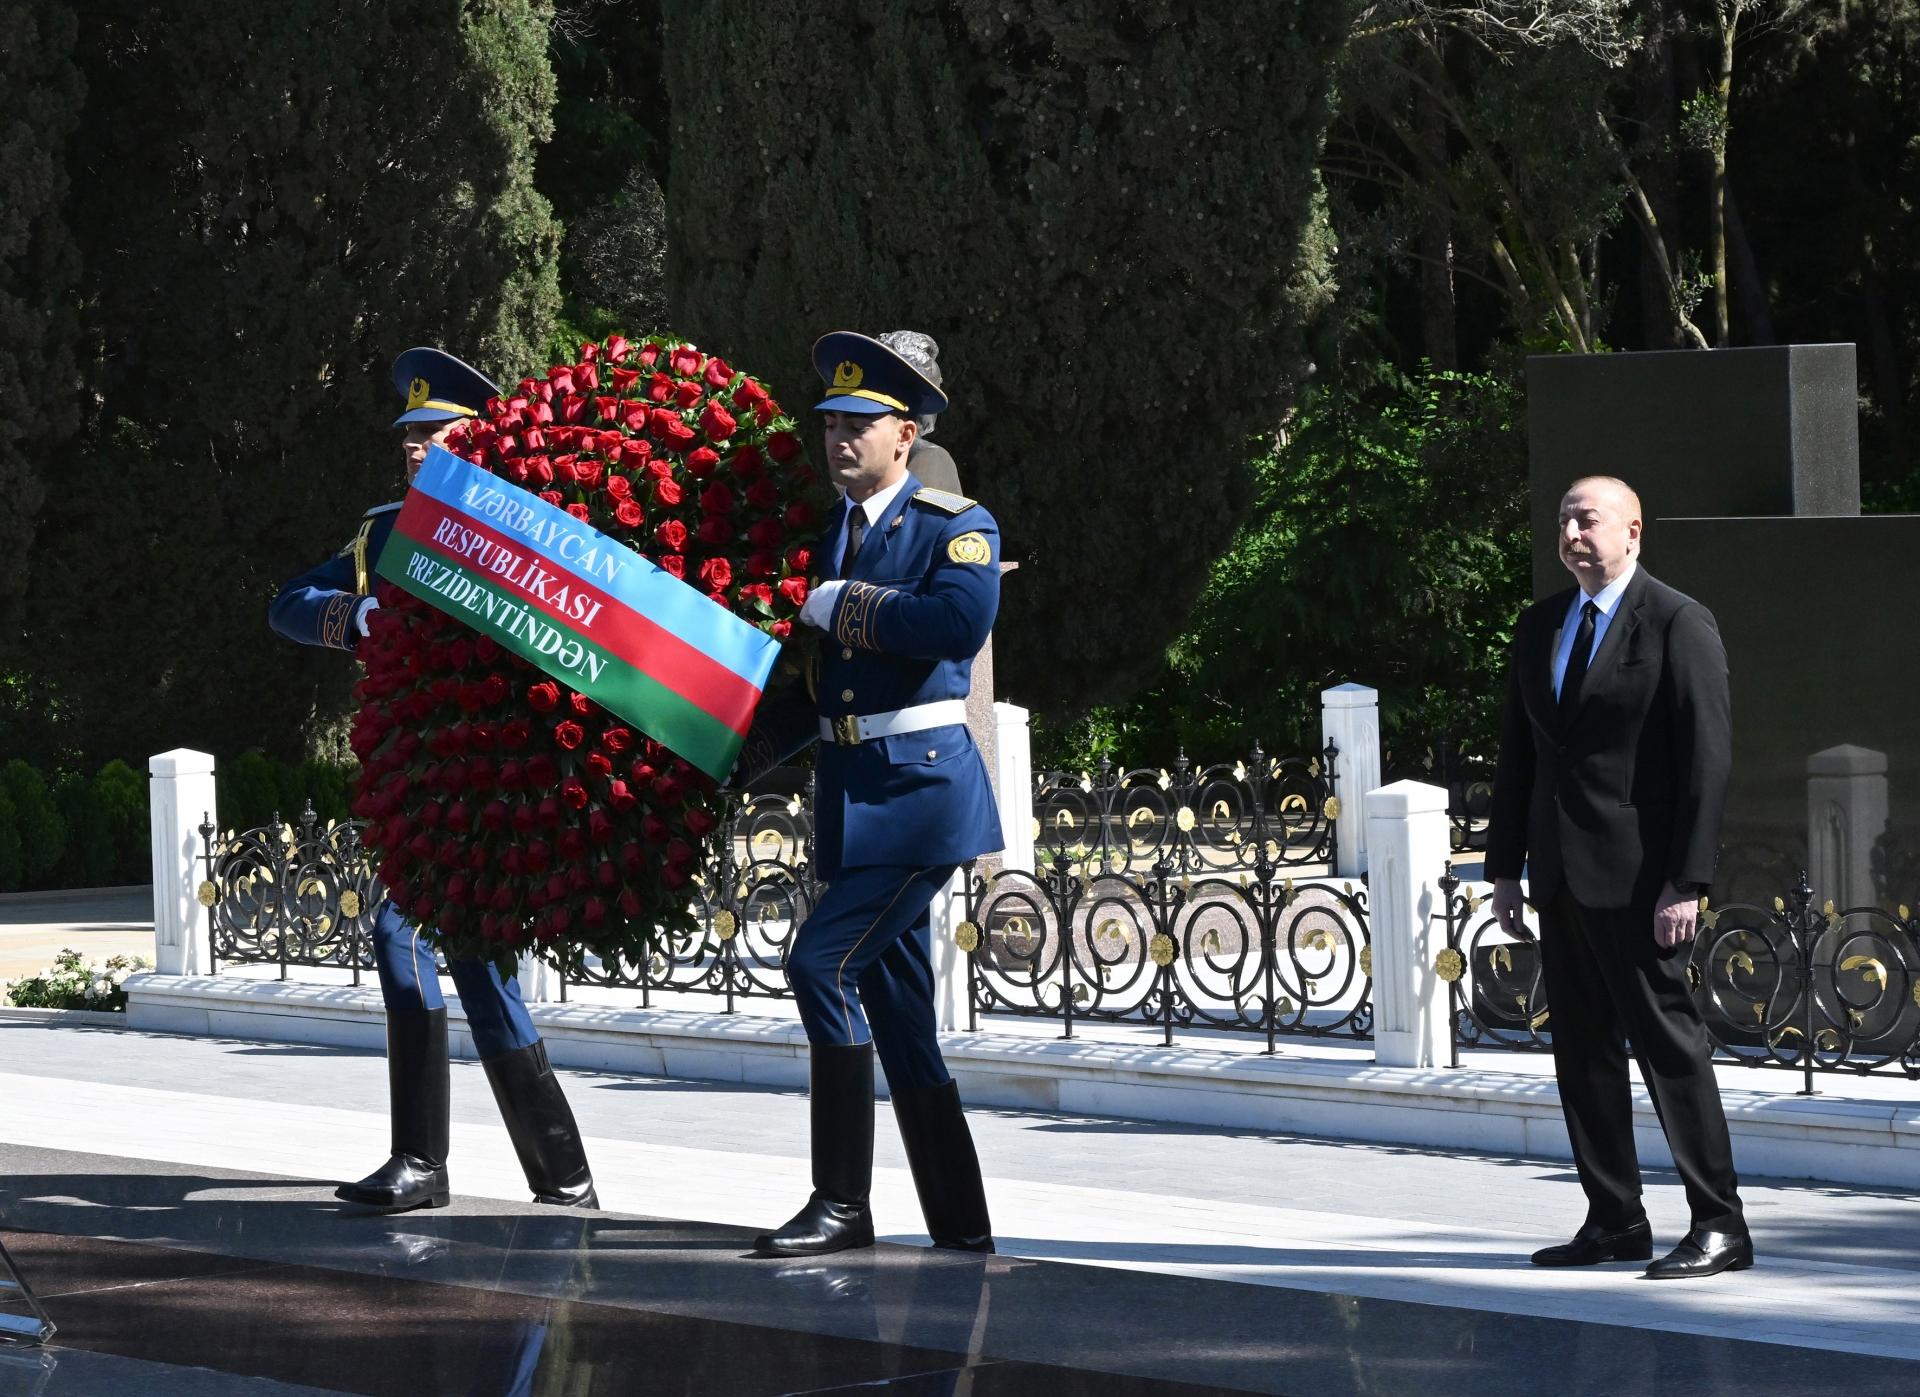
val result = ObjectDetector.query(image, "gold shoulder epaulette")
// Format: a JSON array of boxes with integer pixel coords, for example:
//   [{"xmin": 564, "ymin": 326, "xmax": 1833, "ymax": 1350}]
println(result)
[{"xmin": 911, "ymin": 487, "xmax": 975, "ymax": 515}]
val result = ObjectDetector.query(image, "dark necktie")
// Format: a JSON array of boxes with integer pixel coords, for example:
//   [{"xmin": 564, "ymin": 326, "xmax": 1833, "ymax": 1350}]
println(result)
[
  {"xmin": 1559, "ymin": 600, "xmax": 1599, "ymax": 714},
  {"xmin": 842, "ymin": 505, "xmax": 866, "ymax": 577}
]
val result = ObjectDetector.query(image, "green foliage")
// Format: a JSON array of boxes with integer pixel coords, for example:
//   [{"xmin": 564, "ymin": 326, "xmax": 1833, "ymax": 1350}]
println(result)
[
  {"xmin": 92, "ymin": 759, "xmax": 148, "ymax": 883},
  {"xmin": 9, "ymin": 1, "xmax": 562, "ymax": 769},
  {"xmin": 664, "ymin": 0, "xmax": 1352, "ymax": 712},
  {"xmin": 53, "ymin": 769, "xmax": 114, "ymax": 887},
  {"xmin": 2, "ymin": 758, "xmax": 66, "ymax": 886},
  {"xmin": 3, "ymin": 947, "xmax": 151, "ymax": 1012},
  {"xmin": 0, "ymin": 786, "xmax": 21, "ymax": 892},
  {"xmin": 0, "ymin": 1, "xmax": 83, "ymax": 636},
  {"xmin": 215, "ymin": 749, "xmax": 355, "ymax": 838},
  {"xmin": 1037, "ymin": 363, "xmax": 1530, "ymax": 768}
]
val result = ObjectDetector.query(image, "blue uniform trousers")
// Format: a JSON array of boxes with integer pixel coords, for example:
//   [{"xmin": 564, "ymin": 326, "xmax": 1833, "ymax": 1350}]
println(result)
[
  {"xmin": 370, "ymin": 900, "xmax": 539, "ymax": 1058},
  {"xmin": 786, "ymin": 863, "xmax": 960, "ymax": 1092}
]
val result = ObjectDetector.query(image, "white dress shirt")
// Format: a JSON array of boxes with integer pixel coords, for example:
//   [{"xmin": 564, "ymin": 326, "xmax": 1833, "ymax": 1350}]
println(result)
[
  {"xmin": 1550, "ymin": 560, "xmax": 1637, "ymax": 699},
  {"xmin": 799, "ymin": 474, "xmax": 914, "ymax": 630}
]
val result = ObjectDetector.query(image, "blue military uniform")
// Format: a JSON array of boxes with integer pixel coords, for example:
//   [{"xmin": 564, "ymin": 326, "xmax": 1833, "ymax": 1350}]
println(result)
[
  {"xmin": 271, "ymin": 347, "xmax": 595, "ymax": 1212},
  {"xmin": 744, "ymin": 331, "xmax": 1001, "ymax": 1257}
]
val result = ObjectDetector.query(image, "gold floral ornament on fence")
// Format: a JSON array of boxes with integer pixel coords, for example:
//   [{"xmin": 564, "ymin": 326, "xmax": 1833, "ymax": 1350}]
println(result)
[{"xmin": 1434, "ymin": 947, "xmax": 1466, "ymax": 982}]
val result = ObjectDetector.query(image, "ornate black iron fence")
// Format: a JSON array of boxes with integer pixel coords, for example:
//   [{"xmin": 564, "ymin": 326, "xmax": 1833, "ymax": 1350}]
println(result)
[
  {"xmin": 1383, "ymin": 734, "xmax": 1496, "ymax": 855},
  {"xmin": 556, "ymin": 788, "xmax": 818, "ymax": 1009},
  {"xmin": 198, "ymin": 805, "xmax": 383, "ymax": 979},
  {"xmin": 1438, "ymin": 866, "xmax": 1920, "ymax": 1085},
  {"xmin": 962, "ymin": 849, "xmax": 1372, "ymax": 1050},
  {"xmin": 1031, "ymin": 744, "xmax": 1340, "ymax": 876}
]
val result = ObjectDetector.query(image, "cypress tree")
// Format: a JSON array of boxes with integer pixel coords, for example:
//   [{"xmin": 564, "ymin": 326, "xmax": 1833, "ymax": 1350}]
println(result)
[
  {"xmin": 662, "ymin": 0, "xmax": 1350, "ymax": 712},
  {"xmin": 0, "ymin": 2, "xmax": 83, "ymax": 633},
  {"xmin": 13, "ymin": 0, "xmax": 561, "ymax": 767}
]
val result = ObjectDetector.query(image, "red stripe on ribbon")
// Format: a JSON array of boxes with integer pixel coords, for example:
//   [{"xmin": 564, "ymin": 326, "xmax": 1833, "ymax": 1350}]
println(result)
[{"xmin": 395, "ymin": 492, "xmax": 763, "ymax": 735}]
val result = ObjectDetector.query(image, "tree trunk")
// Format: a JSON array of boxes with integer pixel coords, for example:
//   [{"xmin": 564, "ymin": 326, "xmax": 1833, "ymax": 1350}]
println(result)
[
  {"xmin": 1709, "ymin": 8, "xmax": 1737, "ymax": 346},
  {"xmin": 1633, "ymin": 0, "xmax": 1686, "ymax": 348}
]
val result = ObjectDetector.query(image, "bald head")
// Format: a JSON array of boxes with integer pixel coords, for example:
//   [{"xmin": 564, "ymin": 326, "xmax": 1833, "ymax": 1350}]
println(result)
[{"xmin": 1557, "ymin": 475, "xmax": 1643, "ymax": 595}]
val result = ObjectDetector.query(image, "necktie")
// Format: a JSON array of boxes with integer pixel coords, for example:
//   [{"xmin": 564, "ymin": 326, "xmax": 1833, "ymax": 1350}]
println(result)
[
  {"xmin": 842, "ymin": 505, "xmax": 866, "ymax": 577},
  {"xmin": 1559, "ymin": 600, "xmax": 1599, "ymax": 713}
]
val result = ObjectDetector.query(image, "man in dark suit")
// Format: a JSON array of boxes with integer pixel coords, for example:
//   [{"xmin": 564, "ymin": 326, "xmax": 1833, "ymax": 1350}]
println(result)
[{"xmin": 1488, "ymin": 475, "xmax": 1751, "ymax": 1279}]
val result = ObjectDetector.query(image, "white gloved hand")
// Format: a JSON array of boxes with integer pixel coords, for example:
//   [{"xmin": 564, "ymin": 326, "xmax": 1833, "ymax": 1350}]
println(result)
[
  {"xmin": 354, "ymin": 596, "xmax": 381, "ymax": 637},
  {"xmin": 799, "ymin": 579, "xmax": 844, "ymax": 631}
]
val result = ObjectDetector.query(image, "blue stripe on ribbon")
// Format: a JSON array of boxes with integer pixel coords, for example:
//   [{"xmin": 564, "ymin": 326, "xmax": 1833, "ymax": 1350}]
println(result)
[{"xmin": 410, "ymin": 445, "xmax": 778, "ymax": 689}]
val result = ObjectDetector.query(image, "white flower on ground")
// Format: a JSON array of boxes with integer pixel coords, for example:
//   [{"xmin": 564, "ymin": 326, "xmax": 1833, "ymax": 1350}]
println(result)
[
  {"xmin": 90, "ymin": 978, "xmax": 111, "ymax": 999},
  {"xmin": 111, "ymin": 968, "xmax": 130, "ymax": 987}
]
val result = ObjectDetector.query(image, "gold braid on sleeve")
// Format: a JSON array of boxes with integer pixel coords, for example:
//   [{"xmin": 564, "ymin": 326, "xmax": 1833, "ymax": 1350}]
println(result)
[{"xmin": 834, "ymin": 581, "xmax": 898, "ymax": 650}]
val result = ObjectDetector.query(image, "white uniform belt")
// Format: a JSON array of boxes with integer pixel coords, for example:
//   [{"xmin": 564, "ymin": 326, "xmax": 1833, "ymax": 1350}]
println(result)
[{"xmin": 821, "ymin": 699, "xmax": 968, "ymax": 746}]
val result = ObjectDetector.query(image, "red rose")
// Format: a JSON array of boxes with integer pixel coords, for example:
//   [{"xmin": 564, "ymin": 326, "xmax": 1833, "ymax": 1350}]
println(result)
[
  {"xmin": 699, "ymin": 400, "xmax": 737, "ymax": 441},
  {"xmin": 771, "ymin": 619, "xmax": 793, "ymax": 639},
  {"xmin": 697, "ymin": 517, "xmax": 733, "ymax": 547},
  {"xmin": 747, "ymin": 550, "xmax": 780, "ymax": 578},
  {"xmin": 647, "ymin": 373, "xmax": 674, "ymax": 403},
  {"xmin": 786, "ymin": 546, "xmax": 813, "ymax": 571},
  {"xmin": 554, "ymin": 721, "xmax": 585, "ymax": 750},
  {"xmin": 659, "ymin": 553, "xmax": 686, "ymax": 578},
  {"xmin": 704, "ymin": 356, "xmax": 734, "ymax": 388},
  {"xmin": 538, "ymin": 489, "xmax": 563, "ymax": 507},
  {"xmin": 701, "ymin": 481, "xmax": 737, "ymax": 515},
  {"xmin": 699, "ymin": 556, "xmax": 734, "ymax": 591},
  {"xmin": 740, "ymin": 583, "xmax": 774, "ymax": 608},
  {"xmin": 608, "ymin": 779, "xmax": 637, "ymax": 812},
  {"xmin": 615, "ymin": 498, "xmax": 644, "ymax": 529},
  {"xmin": 652, "ymin": 478, "xmax": 684, "ymax": 507},
  {"xmin": 561, "ymin": 776, "xmax": 589, "ymax": 809},
  {"xmin": 528, "ymin": 682, "xmax": 560, "ymax": 712},
  {"xmin": 606, "ymin": 474, "xmax": 633, "ymax": 501},
  {"xmin": 501, "ymin": 718, "xmax": 532, "ymax": 749},
  {"xmin": 670, "ymin": 346, "xmax": 703, "ymax": 378},
  {"xmin": 548, "ymin": 368, "xmax": 576, "ymax": 394},
  {"xmin": 602, "ymin": 726, "xmax": 633, "ymax": 753},
  {"xmin": 746, "ymin": 477, "xmax": 780, "ymax": 508},
  {"xmin": 566, "ymin": 503, "xmax": 591, "ymax": 523},
  {"xmin": 748, "ymin": 519, "xmax": 786, "ymax": 549},
  {"xmin": 767, "ymin": 431, "xmax": 803, "ymax": 463},
  {"xmin": 673, "ymin": 379, "xmax": 703, "ymax": 409},
  {"xmin": 610, "ymin": 365, "xmax": 640, "ymax": 392},
  {"xmin": 526, "ymin": 754, "xmax": 558, "ymax": 786},
  {"xmin": 736, "ymin": 376, "xmax": 770, "ymax": 408},
  {"xmin": 659, "ymin": 417, "xmax": 697, "ymax": 452},
  {"xmin": 575, "ymin": 458, "xmax": 605, "ymax": 490},
  {"xmin": 588, "ymin": 809, "xmax": 615, "ymax": 842},
  {"xmin": 729, "ymin": 443, "xmax": 764, "ymax": 478},
  {"xmin": 529, "ymin": 458, "xmax": 556, "ymax": 486},
  {"xmin": 607, "ymin": 335, "xmax": 629, "ymax": 361},
  {"xmin": 784, "ymin": 502, "xmax": 817, "ymax": 529},
  {"xmin": 654, "ymin": 518, "xmax": 689, "ymax": 553},
  {"xmin": 686, "ymin": 806, "xmax": 719, "ymax": 837},
  {"xmin": 570, "ymin": 690, "xmax": 592, "ymax": 715},
  {"xmin": 684, "ymin": 447, "xmax": 720, "ymax": 478},
  {"xmin": 778, "ymin": 576, "xmax": 810, "ymax": 608},
  {"xmin": 639, "ymin": 344, "xmax": 660, "ymax": 366},
  {"xmin": 619, "ymin": 888, "xmax": 644, "ymax": 918},
  {"xmin": 585, "ymin": 751, "xmax": 612, "ymax": 779},
  {"xmin": 576, "ymin": 362, "xmax": 600, "ymax": 390}
]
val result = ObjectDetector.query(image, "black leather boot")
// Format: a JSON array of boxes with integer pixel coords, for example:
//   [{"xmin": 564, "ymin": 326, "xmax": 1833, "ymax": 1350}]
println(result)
[
  {"xmin": 337, "ymin": 1007, "xmax": 451, "ymax": 1211},
  {"xmin": 754, "ymin": 1043, "xmax": 876, "ymax": 1256},
  {"xmin": 482, "ymin": 1041, "xmax": 599, "ymax": 1208},
  {"xmin": 892, "ymin": 1079, "xmax": 994, "ymax": 1252}
]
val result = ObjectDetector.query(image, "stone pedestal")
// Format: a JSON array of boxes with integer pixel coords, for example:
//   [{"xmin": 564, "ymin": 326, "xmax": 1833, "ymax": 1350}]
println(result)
[
  {"xmin": 1807, "ymin": 744, "xmax": 1890, "ymax": 912},
  {"xmin": 1321, "ymin": 683, "xmax": 1381, "ymax": 878},
  {"xmin": 1364, "ymin": 780, "xmax": 1453, "ymax": 1069},
  {"xmin": 149, "ymin": 749, "xmax": 217, "ymax": 978}
]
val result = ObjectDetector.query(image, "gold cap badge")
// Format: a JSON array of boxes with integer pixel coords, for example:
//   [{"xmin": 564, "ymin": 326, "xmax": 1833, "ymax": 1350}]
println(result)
[
  {"xmin": 406, "ymin": 376, "xmax": 432, "ymax": 410},
  {"xmin": 831, "ymin": 361, "xmax": 865, "ymax": 391}
]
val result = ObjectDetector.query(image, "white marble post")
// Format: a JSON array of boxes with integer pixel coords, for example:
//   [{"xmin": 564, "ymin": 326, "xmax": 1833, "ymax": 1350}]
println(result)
[
  {"xmin": 994, "ymin": 701, "xmax": 1035, "ymax": 873},
  {"xmin": 928, "ymin": 868, "xmax": 972, "ymax": 1033},
  {"xmin": 1365, "ymin": 780, "xmax": 1453, "ymax": 1068},
  {"xmin": 515, "ymin": 953, "xmax": 561, "ymax": 1004},
  {"xmin": 1806, "ymin": 744, "xmax": 1889, "ymax": 911},
  {"xmin": 149, "ymin": 749, "xmax": 217, "ymax": 977},
  {"xmin": 1321, "ymin": 683, "xmax": 1381, "ymax": 878}
]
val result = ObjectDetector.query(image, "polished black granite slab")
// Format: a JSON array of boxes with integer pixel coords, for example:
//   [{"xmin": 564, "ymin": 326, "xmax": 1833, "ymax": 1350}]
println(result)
[{"xmin": 5, "ymin": 1142, "xmax": 1919, "ymax": 1396}]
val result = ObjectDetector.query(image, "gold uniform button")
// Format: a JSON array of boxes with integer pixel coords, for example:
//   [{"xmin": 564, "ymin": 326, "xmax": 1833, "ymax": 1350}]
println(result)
[
  {"xmin": 841, "ymin": 647, "xmax": 853, "ymax": 660},
  {"xmin": 927, "ymin": 749, "xmax": 938, "ymax": 760},
  {"xmin": 840, "ymin": 689, "xmax": 854, "ymax": 702}
]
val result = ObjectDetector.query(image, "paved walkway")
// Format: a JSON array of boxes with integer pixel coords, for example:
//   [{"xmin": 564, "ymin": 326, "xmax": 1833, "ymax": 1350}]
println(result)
[
  {"xmin": 2, "ymin": 1015, "xmax": 1916, "ymax": 1371},
  {"xmin": 0, "ymin": 887, "xmax": 153, "ymax": 983}
]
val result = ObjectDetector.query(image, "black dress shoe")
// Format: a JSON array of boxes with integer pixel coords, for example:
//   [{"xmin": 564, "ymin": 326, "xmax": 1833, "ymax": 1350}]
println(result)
[
  {"xmin": 1529, "ymin": 1218, "xmax": 1653, "ymax": 1266},
  {"xmin": 337, "ymin": 1008, "xmax": 451, "ymax": 1212},
  {"xmin": 754, "ymin": 1044, "xmax": 877, "ymax": 1258},
  {"xmin": 1643, "ymin": 1228, "xmax": 1754, "ymax": 1279}
]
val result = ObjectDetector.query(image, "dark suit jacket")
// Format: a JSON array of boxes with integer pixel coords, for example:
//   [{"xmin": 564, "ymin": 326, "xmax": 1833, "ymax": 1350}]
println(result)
[{"xmin": 1486, "ymin": 566, "xmax": 1731, "ymax": 911}]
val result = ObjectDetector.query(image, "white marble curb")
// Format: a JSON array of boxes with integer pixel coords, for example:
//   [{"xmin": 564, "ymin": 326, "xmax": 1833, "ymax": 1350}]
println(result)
[{"xmin": 122, "ymin": 973, "xmax": 1920, "ymax": 1189}]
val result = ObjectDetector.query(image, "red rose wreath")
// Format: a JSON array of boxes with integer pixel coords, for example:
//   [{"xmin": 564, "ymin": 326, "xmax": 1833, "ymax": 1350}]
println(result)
[{"xmin": 348, "ymin": 336, "xmax": 821, "ymax": 966}]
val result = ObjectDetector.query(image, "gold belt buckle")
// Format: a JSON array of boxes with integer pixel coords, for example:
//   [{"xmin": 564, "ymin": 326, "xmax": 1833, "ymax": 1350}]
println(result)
[{"xmin": 832, "ymin": 714, "xmax": 861, "ymax": 746}]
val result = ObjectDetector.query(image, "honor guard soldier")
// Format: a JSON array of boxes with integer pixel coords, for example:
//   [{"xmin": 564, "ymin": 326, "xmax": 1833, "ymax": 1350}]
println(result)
[
  {"xmin": 735, "ymin": 332, "xmax": 1003, "ymax": 1256},
  {"xmin": 270, "ymin": 347, "xmax": 598, "ymax": 1214}
]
